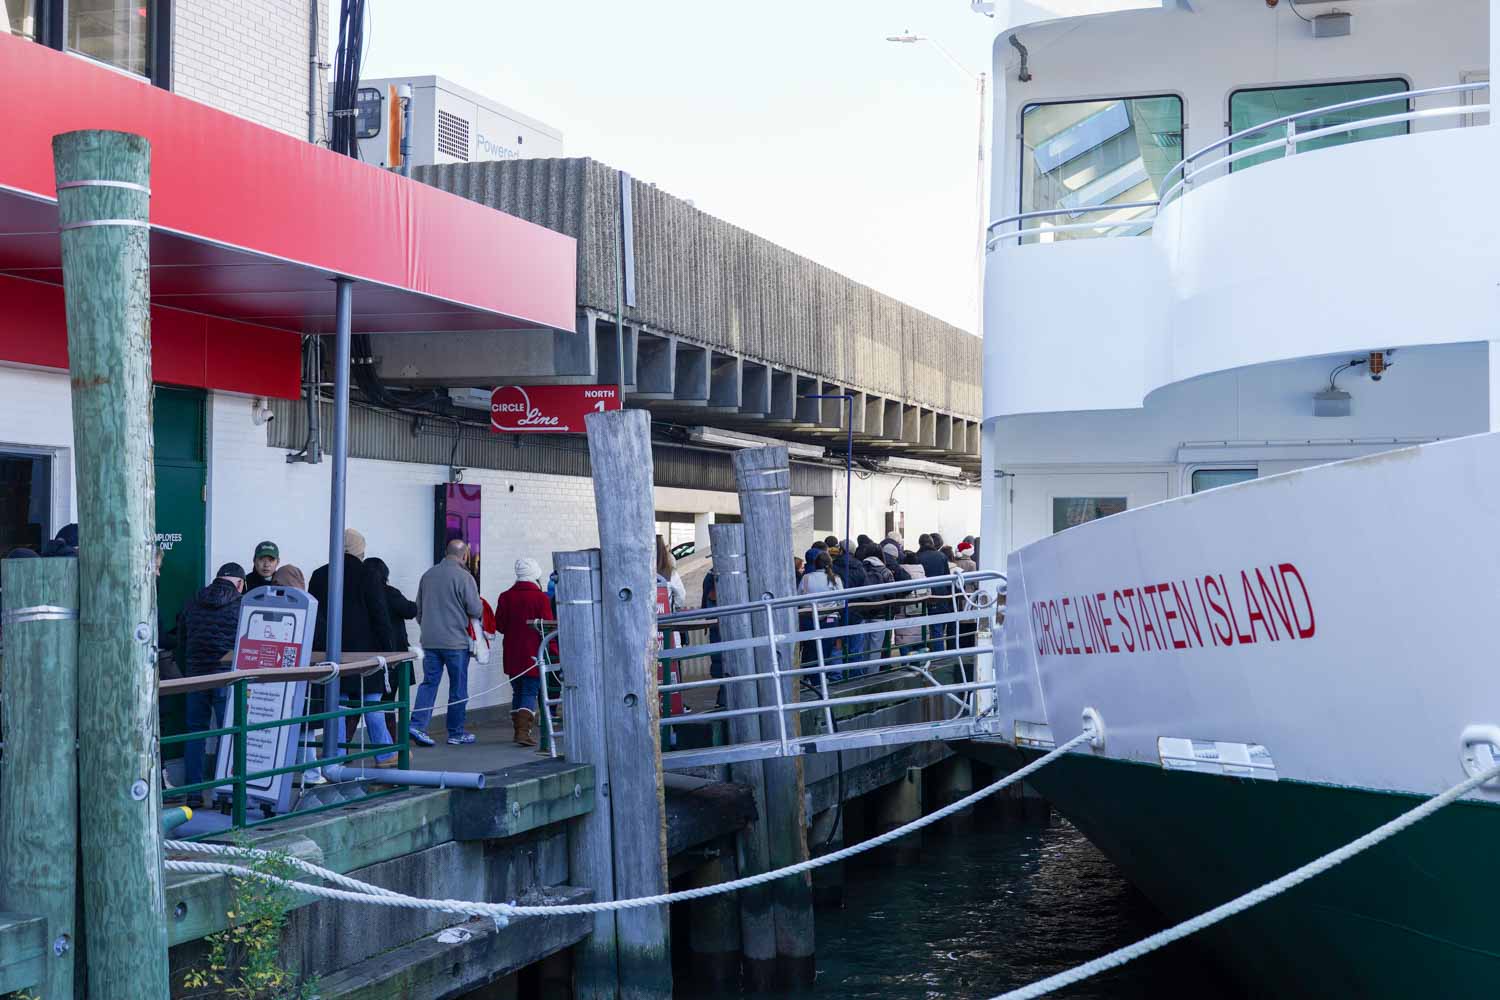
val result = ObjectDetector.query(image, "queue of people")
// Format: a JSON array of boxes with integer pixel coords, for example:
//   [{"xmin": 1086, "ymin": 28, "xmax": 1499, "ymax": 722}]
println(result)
[
  {"xmin": 792, "ymin": 529, "xmax": 980, "ymax": 678},
  {"xmin": 158, "ymin": 529, "xmax": 567, "ymax": 807}
]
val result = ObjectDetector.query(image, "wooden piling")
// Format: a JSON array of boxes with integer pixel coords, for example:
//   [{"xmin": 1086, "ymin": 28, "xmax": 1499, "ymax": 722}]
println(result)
[
  {"xmin": 872, "ymin": 767, "xmax": 925, "ymax": 866},
  {"xmin": 553, "ymin": 549, "xmax": 618, "ymax": 999},
  {"xmin": 0, "ymin": 558, "xmax": 81, "ymax": 997},
  {"xmin": 53, "ymin": 128, "xmax": 171, "ymax": 997},
  {"xmin": 929, "ymin": 755, "xmax": 977, "ymax": 833},
  {"xmin": 686, "ymin": 853, "xmax": 743, "ymax": 988},
  {"xmin": 731, "ymin": 446, "xmax": 815, "ymax": 988},
  {"xmin": 585, "ymin": 409, "xmax": 671, "ymax": 999},
  {"xmin": 707, "ymin": 522, "xmax": 777, "ymax": 989}
]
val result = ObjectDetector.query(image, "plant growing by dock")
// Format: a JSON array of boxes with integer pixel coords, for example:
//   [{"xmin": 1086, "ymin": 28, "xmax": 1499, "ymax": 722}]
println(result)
[{"xmin": 180, "ymin": 839, "xmax": 318, "ymax": 1000}]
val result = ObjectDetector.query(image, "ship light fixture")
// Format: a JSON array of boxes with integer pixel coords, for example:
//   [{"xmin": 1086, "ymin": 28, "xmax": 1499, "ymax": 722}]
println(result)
[{"xmin": 1314, "ymin": 350, "xmax": 1395, "ymax": 417}]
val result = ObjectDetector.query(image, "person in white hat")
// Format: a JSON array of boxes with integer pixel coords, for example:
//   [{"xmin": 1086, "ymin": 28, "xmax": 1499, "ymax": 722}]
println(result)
[{"xmin": 493, "ymin": 557, "xmax": 554, "ymax": 747}]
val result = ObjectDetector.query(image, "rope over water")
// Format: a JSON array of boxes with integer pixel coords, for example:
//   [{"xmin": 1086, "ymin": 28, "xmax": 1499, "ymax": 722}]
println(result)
[
  {"xmin": 164, "ymin": 740, "xmax": 1498, "ymax": 996},
  {"xmin": 164, "ymin": 732, "xmax": 1094, "ymax": 921}
]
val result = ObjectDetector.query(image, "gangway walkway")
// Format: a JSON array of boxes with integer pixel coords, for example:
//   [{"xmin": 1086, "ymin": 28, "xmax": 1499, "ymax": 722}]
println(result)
[{"xmin": 545, "ymin": 572, "xmax": 1007, "ymax": 769}]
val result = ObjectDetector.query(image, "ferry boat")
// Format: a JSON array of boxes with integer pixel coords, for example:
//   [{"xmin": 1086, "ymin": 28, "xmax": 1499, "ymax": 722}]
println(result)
[{"xmin": 970, "ymin": 0, "xmax": 1500, "ymax": 994}]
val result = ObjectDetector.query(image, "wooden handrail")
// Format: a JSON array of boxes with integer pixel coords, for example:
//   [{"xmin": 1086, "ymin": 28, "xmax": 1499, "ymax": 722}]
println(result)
[{"xmin": 158, "ymin": 652, "xmax": 417, "ymax": 696}]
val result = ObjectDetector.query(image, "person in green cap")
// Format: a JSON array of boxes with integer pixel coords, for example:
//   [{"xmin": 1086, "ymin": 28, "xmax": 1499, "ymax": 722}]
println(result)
[{"xmin": 245, "ymin": 540, "xmax": 279, "ymax": 593}]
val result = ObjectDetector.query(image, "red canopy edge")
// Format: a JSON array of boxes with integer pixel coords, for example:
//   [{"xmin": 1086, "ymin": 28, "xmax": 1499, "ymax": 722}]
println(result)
[
  {"xmin": 0, "ymin": 274, "xmax": 301, "ymax": 399},
  {"xmin": 0, "ymin": 33, "xmax": 577, "ymax": 335}
]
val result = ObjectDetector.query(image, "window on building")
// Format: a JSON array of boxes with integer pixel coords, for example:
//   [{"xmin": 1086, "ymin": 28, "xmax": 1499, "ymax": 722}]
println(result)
[
  {"xmin": 0, "ymin": 452, "xmax": 52, "ymax": 556},
  {"xmin": 4, "ymin": 0, "xmax": 40, "ymax": 40},
  {"xmin": 1052, "ymin": 497, "xmax": 1125, "ymax": 534},
  {"xmin": 12, "ymin": 1, "xmax": 170, "ymax": 87},
  {"xmin": 1229, "ymin": 79, "xmax": 1409, "ymax": 173},
  {"xmin": 1191, "ymin": 468, "xmax": 1257, "ymax": 493},
  {"xmin": 1020, "ymin": 95, "xmax": 1183, "ymax": 242},
  {"xmin": 67, "ymin": 0, "xmax": 154, "ymax": 77}
]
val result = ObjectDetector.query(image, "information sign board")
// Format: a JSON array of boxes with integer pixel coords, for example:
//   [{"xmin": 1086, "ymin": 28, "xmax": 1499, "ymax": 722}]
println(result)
[{"xmin": 213, "ymin": 586, "xmax": 318, "ymax": 814}]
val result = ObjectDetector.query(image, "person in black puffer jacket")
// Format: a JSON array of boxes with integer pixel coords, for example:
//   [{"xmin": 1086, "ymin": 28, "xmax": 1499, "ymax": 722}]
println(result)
[{"xmin": 180, "ymin": 562, "xmax": 246, "ymax": 795}]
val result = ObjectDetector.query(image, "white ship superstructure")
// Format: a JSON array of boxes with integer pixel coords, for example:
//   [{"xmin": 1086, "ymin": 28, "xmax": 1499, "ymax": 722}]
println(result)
[
  {"xmin": 973, "ymin": 2, "xmax": 1500, "ymax": 994},
  {"xmin": 980, "ymin": 0, "xmax": 1496, "ymax": 555}
]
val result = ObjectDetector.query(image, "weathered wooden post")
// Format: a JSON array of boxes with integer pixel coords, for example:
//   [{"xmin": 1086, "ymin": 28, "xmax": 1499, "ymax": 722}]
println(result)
[
  {"xmin": 0, "ymin": 558, "xmax": 81, "ymax": 996},
  {"xmin": 553, "ymin": 548, "xmax": 619, "ymax": 998},
  {"xmin": 585, "ymin": 409, "xmax": 671, "ymax": 998},
  {"xmin": 708, "ymin": 522, "xmax": 778, "ymax": 989},
  {"xmin": 54, "ymin": 128, "xmax": 171, "ymax": 996},
  {"xmin": 731, "ymin": 446, "xmax": 815, "ymax": 987}
]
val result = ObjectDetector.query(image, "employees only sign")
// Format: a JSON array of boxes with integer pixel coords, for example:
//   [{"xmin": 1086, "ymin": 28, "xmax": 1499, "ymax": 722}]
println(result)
[{"xmin": 490, "ymin": 384, "xmax": 620, "ymax": 433}]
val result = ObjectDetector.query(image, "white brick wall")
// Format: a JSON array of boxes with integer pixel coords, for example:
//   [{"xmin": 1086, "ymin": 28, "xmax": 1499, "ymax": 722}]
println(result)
[{"xmin": 172, "ymin": 0, "xmax": 328, "ymax": 140}]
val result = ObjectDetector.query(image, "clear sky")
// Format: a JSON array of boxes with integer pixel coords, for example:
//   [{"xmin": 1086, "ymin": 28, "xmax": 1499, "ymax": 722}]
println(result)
[{"xmin": 361, "ymin": 0, "xmax": 996, "ymax": 335}]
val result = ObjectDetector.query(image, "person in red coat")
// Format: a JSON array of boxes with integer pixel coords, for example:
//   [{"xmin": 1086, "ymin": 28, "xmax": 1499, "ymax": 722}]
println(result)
[{"xmin": 495, "ymin": 558, "xmax": 554, "ymax": 747}]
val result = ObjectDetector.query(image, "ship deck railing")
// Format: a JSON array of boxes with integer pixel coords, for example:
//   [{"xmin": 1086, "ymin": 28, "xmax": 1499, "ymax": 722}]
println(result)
[{"xmin": 987, "ymin": 81, "xmax": 1490, "ymax": 246}]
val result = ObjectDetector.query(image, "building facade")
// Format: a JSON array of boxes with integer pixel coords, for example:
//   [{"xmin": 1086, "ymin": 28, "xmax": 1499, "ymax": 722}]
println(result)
[{"xmin": 1, "ymin": 3, "xmax": 980, "ymax": 718}]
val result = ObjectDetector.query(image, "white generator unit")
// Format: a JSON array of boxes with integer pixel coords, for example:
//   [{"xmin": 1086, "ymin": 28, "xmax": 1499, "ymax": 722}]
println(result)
[{"xmin": 354, "ymin": 75, "xmax": 563, "ymax": 169}]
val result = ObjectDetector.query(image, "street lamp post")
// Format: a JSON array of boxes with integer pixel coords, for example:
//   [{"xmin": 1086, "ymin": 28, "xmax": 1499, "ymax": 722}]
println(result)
[{"xmin": 886, "ymin": 32, "xmax": 988, "ymax": 337}]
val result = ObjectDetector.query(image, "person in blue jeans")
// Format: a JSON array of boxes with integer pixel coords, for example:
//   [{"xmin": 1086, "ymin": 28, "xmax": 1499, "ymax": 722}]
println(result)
[{"xmin": 411, "ymin": 539, "xmax": 483, "ymax": 746}]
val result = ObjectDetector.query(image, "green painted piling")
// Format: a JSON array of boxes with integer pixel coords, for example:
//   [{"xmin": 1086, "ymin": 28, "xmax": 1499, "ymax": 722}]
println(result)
[
  {"xmin": 54, "ymin": 128, "xmax": 171, "ymax": 998},
  {"xmin": 0, "ymin": 557, "xmax": 81, "ymax": 997}
]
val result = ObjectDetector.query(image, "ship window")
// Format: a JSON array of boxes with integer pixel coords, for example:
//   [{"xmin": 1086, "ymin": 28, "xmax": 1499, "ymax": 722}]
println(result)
[
  {"xmin": 1019, "ymin": 95, "xmax": 1182, "ymax": 243},
  {"xmin": 1190, "ymin": 468, "xmax": 1256, "ymax": 493},
  {"xmin": 1052, "ymin": 497, "xmax": 1126, "ymax": 534},
  {"xmin": 1228, "ymin": 79, "xmax": 1409, "ymax": 173}
]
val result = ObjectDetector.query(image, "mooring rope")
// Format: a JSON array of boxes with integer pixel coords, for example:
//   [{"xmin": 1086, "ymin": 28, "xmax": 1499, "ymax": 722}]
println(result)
[
  {"xmin": 164, "ymin": 731, "xmax": 1094, "ymax": 922},
  {"xmin": 990, "ymin": 761, "xmax": 1500, "ymax": 1000}
]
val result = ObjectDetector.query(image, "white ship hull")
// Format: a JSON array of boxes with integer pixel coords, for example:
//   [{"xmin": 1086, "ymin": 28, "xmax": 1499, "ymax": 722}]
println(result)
[{"xmin": 979, "ymin": 431, "xmax": 1500, "ymax": 994}]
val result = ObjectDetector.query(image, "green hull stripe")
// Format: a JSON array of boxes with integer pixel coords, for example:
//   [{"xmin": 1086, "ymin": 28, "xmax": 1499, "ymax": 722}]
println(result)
[{"xmin": 962, "ymin": 743, "xmax": 1500, "ymax": 998}]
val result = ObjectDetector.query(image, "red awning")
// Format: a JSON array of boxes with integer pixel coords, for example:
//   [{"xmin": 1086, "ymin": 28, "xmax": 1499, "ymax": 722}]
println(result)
[{"xmin": 0, "ymin": 34, "xmax": 577, "ymax": 336}]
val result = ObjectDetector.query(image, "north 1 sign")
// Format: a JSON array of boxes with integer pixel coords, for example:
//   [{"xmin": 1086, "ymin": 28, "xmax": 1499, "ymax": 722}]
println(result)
[{"xmin": 490, "ymin": 384, "xmax": 621, "ymax": 433}]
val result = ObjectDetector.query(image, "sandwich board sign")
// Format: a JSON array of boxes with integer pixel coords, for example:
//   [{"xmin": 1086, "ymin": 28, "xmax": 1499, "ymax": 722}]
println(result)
[{"xmin": 213, "ymin": 586, "xmax": 317, "ymax": 815}]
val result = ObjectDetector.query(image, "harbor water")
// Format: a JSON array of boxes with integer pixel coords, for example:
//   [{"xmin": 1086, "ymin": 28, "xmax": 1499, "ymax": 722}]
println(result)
[{"xmin": 696, "ymin": 815, "xmax": 1245, "ymax": 1000}]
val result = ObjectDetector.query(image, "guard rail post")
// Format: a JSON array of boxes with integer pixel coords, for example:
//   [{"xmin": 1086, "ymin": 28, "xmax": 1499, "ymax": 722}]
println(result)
[
  {"xmin": 0, "ymin": 557, "xmax": 81, "ymax": 997},
  {"xmin": 54, "ymin": 127, "xmax": 171, "ymax": 996},
  {"xmin": 708, "ymin": 522, "xmax": 777, "ymax": 989},
  {"xmin": 585, "ymin": 410, "xmax": 672, "ymax": 999},
  {"xmin": 732, "ymin": 445, "xmax": 815, "ymax": 988},
  {"xmin": 553, "ymin": 548, "xmax": 619, "ymax": 998}
]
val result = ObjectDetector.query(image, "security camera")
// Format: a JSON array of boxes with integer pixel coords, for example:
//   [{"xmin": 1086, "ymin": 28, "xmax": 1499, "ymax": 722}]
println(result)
[{"xmin": 250, "ymin": 398, "xmax": 275, "ymax": 426}]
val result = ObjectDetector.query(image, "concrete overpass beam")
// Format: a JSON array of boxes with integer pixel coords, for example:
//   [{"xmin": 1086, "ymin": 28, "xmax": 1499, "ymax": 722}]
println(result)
[
  {"xmin": 769, "ymin": 368, "xmax": 797, "ymax": 421},
  {"xmin": 818, "ymin": 383, "xmax": 845, "ymax": 431},
  {"xmin": 636, "ymin": 330, "xmax": 675, "ymax": 399},
  {"xmin": 863, "ymin": 394, "xmax": 885, "ymax": 438},
  {"xmin": 794, "ymin": 375, "xmax": 821, "ymax": 424},
  {"xmin": 934, "ymin": 413, "xmax": 954, "ymax": 453},
  {"xmin": 709, "ymin": 351, "xmax": 742, "ymax": 409},
  {"xmin": 595, "ymin": 318, "xmax": 637, "ymax": 391},
  {"xmin": 919, "ymin": 409, "xmax": 937, "ymax": 449},
  {"xmin": 740, "ymin": 361, "xmax": 771, "ymax": 417},
  {"xmin": 674, "ymin": 343, "xmax": 710, "ymax": 405},
  {"xmin": 901, "ymin": 405, "xmax": 921, "ymax": 446},
  {"xmin": 882, "ymin": 399, "xmax": 904, "ymax": 442}
]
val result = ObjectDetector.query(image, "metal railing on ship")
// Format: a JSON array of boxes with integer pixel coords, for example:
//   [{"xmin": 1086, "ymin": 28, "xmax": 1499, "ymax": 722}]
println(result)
[{"xmin": 987, "ymin": 82, "xmax": 1490, "ymax": 246}]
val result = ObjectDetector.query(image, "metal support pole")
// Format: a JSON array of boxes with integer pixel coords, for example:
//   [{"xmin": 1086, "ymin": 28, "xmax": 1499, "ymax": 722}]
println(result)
[{"xmin": 324, "ymin": 276, "xmax": 353, "ymax": 761}]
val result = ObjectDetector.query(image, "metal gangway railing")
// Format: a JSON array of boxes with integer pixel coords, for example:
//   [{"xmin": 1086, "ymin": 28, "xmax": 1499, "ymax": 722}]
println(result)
[{"xmin": 535, "ymin": 572, "xmax": 1007, "ymax": 770}]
